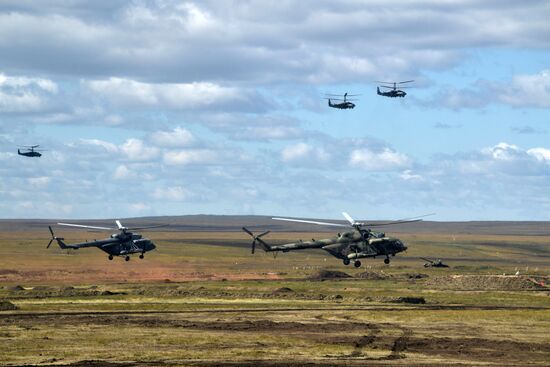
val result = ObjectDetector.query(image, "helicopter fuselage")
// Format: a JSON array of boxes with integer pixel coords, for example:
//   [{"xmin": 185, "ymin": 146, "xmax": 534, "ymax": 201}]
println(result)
[
  {"xmin": 18, "ymin": 149, "xmax": 42, "ymax": 157},
  {"xmin": 261, "ymin": 229, "xmax": 407, "ymax": 263},
  {"xmin": 377, "ymin": 87, "xmax": 407, "ymax": 98},
  {"xmin": 328, "ymin": 99, "xmax": 355, "ymax": 109}
]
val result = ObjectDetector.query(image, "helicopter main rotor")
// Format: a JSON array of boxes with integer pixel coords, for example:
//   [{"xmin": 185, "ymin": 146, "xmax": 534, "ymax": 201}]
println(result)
[
  {"xmin": 56, "ymin": 220, "xmax": 168, "ymax": 233},
  {"xmin": 273, "ymin": 212, "xmax": 433, "ymax": 231}
]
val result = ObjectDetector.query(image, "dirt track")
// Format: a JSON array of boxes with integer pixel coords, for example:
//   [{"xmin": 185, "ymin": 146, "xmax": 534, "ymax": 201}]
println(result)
[{"xmin": 4, "ymin": 310, "xmax": 549, "ymax": 367}]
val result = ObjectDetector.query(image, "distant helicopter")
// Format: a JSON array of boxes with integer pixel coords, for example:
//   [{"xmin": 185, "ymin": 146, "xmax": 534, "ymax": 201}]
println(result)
[
  {"xmin": 47, "ymin": 220, "xmax": 166, "ymax": 261},
  {"xmin": 243, "ymin": 212, "xmax": 431, "ymax": 268},
  {"xmin": 324, "ymin": 93, "xmax": 359, "ymax": 109},
  {"xmin": 376, "ymin": 80, "xmax": 414, "ymax": 98},
  {"xmin": 18, "ymin": 145, "xmax": 44, "ymax": 157},
  {"xmin": 421, "ymin": 257, "xmax": 449, "ymax": 268}
]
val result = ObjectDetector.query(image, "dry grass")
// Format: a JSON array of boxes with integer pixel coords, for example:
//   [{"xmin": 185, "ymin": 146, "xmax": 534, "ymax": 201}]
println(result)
[{"xmin": 0, "ymin": 228, "xmax": 549, "ymax": 366}]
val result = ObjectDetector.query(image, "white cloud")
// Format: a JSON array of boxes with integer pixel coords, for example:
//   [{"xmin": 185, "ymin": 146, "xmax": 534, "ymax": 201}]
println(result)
[
  {"xmin": 120, "ymin": 138, "xmax": 159, "ymax": 161},
  {"xmin": 349, "ymin": 148, "xmax": 410, "ymax": 171},
  {"xmin": 527, "ymin": 148, "xmax": 550, "ymax": 163},
  {"xmin": 80, "ymin": 138, "xmax": 118, "ymax": 153},
  {"xmin": 152, "ymin": 186, "xmax": 190, "ymax": 201},
  {"xmin": 482, "ymin": 142, "xmax": 520, "ymax": 161},
  {"xmin": 113, "ymin": 165, "xmax": 136, "ymax": 180},
  {"xmin": 400, "ymin": 170, "xmax": 424, "ymax": 182},
  {"xmin": 281, "ymin": 143, "xmax": 311, "ymax": 162},
  {"xmin": 423, "ymin": 70, "xmax": 550, "ymax": 110},
  {"xmin": 83, "ymin": 78, "xmax": 256, "ymax": 110},
  {"xmin": 0, "ymin": 73, "xmax": 58, "ymax": 113},
  {"xmin": 113, "ymin": 164, "xmax": 155, "ymax": 181},
  {"xmin": 149, "ymin": 127, "xmax": 195, "ymax": 148},
  {"xmin": 163, "ymin": 149, "xmax": 218, "ymax": 165},
  {"xmin": 498, "ymin": 70, "xmax": 550, "ymax": 108},
  {"xmin": 2, "ymin": 2, "xmax": 548, "ymax": 84},
  {"xmin": 281, "ymin": 142, "xmax": 329, "ymax": 163},
  {"xmin": 0, "ymin": 73, "xmax": 58, "ymax": 93}
]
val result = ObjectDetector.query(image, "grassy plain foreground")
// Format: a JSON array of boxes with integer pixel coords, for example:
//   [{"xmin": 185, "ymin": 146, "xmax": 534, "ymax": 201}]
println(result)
[{"xmin": 0, "ymin": 223, "xmax": 549, "ymax": 366}]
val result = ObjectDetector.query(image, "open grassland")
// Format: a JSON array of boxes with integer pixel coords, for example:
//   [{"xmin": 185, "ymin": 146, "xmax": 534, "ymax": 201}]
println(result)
[{"xmin": 0, "ymin": 226, "xmax": 549, "ymax": 366}]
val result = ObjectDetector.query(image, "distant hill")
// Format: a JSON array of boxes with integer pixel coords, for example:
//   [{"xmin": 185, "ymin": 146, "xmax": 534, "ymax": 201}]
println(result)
[{"xmin": 0, "ymin": 215, "xmax": 549, "ymax": 236}]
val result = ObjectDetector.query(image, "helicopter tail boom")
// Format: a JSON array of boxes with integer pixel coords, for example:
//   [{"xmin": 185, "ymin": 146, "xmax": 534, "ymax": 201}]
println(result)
[{"xmin": 47, "ymin": 226, "xmax": 76, "ymax": 250}]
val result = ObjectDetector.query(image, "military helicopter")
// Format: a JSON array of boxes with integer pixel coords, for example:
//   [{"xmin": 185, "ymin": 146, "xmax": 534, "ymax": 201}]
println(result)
[
  {"xmin": 47, "ymin": 220, "xmax": 166, "ymax": 261},
  {"xmin": 376, "ymin": 80, "xmax": 414, "ymax": 98},
  {"xmin": 324, "ymin": 93, "xmax": 359, "ymax": 109},
  {"xmin": 243, "ymin": 212, "xmax": 431, "ymax": 268},
  {"xmin": 421, "ymin": 257, "xmax": 449, "ymax": 268},
  {"xmin": 18, "ymin": 145, "xmax": 44, "ymax": 157}
]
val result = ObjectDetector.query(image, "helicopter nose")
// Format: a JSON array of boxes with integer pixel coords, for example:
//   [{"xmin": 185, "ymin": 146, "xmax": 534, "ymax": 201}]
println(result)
[{"xmin": 399, "ymin": 240, "xmax": 407, "ymax": 251}]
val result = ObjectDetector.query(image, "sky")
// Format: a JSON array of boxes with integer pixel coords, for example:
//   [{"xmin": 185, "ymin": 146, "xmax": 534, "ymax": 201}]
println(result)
[{"xmin": 0, "ymin": 0, "xmax": 549, "ymax": 221}]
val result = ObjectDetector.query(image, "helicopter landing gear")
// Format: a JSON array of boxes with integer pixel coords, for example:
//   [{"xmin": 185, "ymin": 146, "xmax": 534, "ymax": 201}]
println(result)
[
  {"xmin": 139, "ymin": 253, "xmax": 144, "ymax": 259},
  {"xmin": 343, "ymin": 258, "xmax": 350, "ymax": 266},
  {"xmin": 354, "ymin": 260, "xmax": 361, "ymax": 268},
  {"xmin": 384, "ymin": 257, "xmax": 390, "ymax": 265},
  {"xmin": 108, "ymin": 255, "xmax": 113, "ymax": 261},
  {"xmin": 125, "ymin": 256, "xmax": 130, "ymax": 261}
]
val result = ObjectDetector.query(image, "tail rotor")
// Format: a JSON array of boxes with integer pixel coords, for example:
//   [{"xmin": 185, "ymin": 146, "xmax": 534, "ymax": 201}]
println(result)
[
  {"xmin": 47, "ymin": 226, "xmax": 64, "ymax": 249},
  {"xmin": 242, "ymin": 227, "xmax": 270, "ymax": 254}
]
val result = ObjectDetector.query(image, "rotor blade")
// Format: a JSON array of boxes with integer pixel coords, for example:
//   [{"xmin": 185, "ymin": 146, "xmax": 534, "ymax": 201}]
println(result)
[
  {"xmin": 375, "ymin": 81, "xmax": 395, "ymax": 84},
  {"xmin": 125, "ymin": 224, "xmax": 169, "ymax": 231},
  {"xmin": 48, "ymin": 225, "xmax": 54, "ymax": 237},
  {"xmin": 398, "ymin": 80, "xmax": 414, "ymax": 84},
  {"xmin": 57, "ymin": 223, "xmax": 114, "ymax": 230},
  {"xmin": 272, "ymin": 217, "xmax": 348, "ymax": 227},
  {"xmin": 342, "ymin": 212, "xmax": 356, "ymax": 225},
  {"xmin": 391, "ymin": 213, "xmax": 436, "ymax": 222},
  {"xmin": 115, "ymin": 220, "xmax": 123, "ymax": 229},
  {"xmin": 345, "ymin": 94, "xmax": 361, "ymax": 96},
  {"xmin": 366, "ymin": 219, "xmax": 422, "ymax": 227},
  {"xmin": 420, "ymin": 257, "xmax": 433, "ymax": 263},
  {"xmin": 47, "ymin": 239, "xmax": 53, "ymax": 248},
  {"xmin": 365, "ymin": 213, "xmax": 435, "ymax": 227},
  {"xmin": 257, "ymin": 230, "xmax": 270, "ymax": 238},
  {"xmin": 242, "ymin": 227, "xmax": 254, "ymax": 237}
]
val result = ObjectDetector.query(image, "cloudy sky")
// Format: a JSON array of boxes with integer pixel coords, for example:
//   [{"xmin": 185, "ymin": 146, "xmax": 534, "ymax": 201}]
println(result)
[{"xmin": 0, "ymin": 0, "xmax": 549, "ymax": 220}]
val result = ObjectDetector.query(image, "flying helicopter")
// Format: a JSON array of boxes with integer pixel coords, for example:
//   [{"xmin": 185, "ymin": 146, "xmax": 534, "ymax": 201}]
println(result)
[
  {"xmin": 18, "ymin": 145, "xmax": 44, "ymax": 157},
  {"xmin": 376, "ymin": 80, "xmax": 414, "ymax": 98},
  {"xmin": 47, "ymin": 220, "xmax": 166, "ymax": 261},
  {"xmin": 324, "ymin": 93, "xmax": 359, "ymax": 109},
  {"xmin": 243, "ymin": 212, "xmax": 432, "ymax": 268},
  {"xmin": 421, "ymin": 257, "xmax": 449, "ymax": 268}
]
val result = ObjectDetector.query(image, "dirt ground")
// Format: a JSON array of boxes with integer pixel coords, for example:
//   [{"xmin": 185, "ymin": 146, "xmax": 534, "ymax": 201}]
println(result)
[{"xmin": 1, "ymin": 229, "xmax": 549, "ymax": 366}]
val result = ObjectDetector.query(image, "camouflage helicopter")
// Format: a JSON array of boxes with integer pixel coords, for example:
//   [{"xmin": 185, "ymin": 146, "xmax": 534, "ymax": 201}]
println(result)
[
  {"xmin": 47, "ymin": 220, "xmax": 166, "ymax": 261},
  {"xmin": 18, "ymin": 145, "xmax": 44, "ymax": 157},
  {"xmin": 324, "ymin": 93, "xmax": 360, "ymax": 109},
  {"xmin": 243, "ymin": 212, "xmax": 431, "ymax": 268},
  {"xmin": 376, "ymin": 80, "xmax": 414, "ymax": 98}
]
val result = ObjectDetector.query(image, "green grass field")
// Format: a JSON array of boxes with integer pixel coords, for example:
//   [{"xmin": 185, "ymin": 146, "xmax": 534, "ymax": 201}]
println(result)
[{"xmin": 0, "ymin": 226, "xmax": 549, "ymax": 366}]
